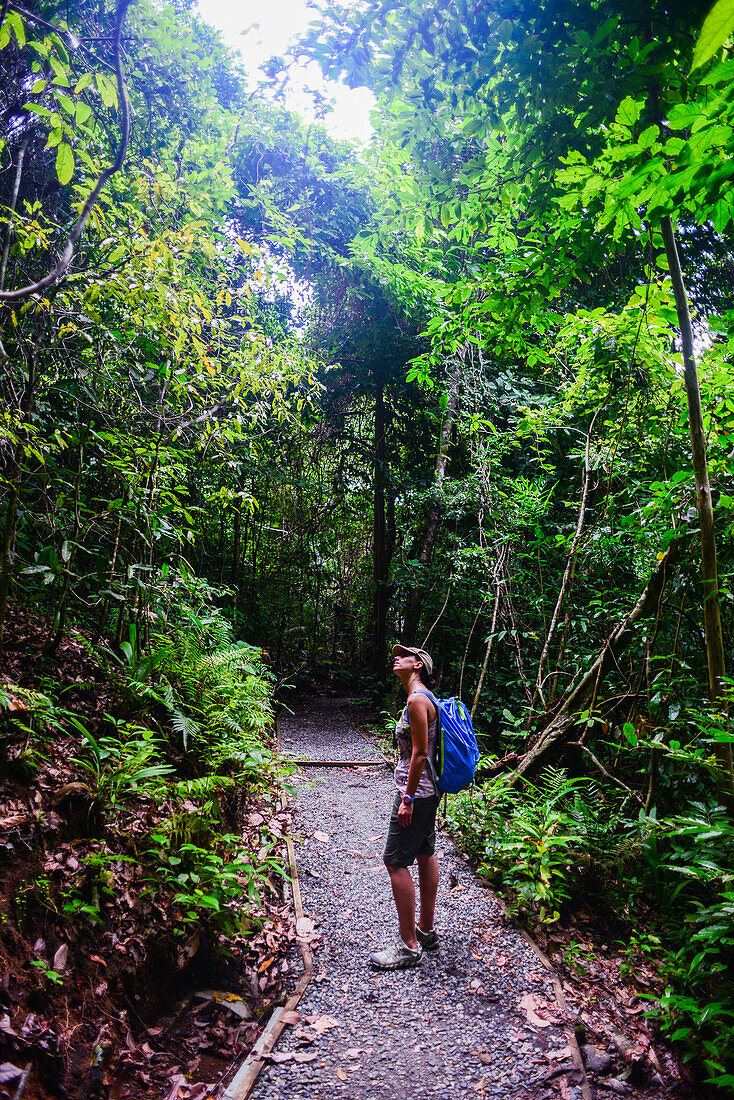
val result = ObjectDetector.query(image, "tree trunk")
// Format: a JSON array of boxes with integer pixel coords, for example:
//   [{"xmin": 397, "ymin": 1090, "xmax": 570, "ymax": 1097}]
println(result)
[
  {"xmin": 0, "ymin": 132, "xmax": 31, "ymax": 294},
  {"xmin": 402, "ymin": 367, "xmax": 459, "ymax": 643},
  {"xmin": 0, "ymin": 315, "xmax": 47, "ymax": 663},
  {"xmin": 472, "ymin": 576, "xmax": 503, "ymax": 719},
  {"xmin": 232, "ymin": 494, "xmax": 242, "ymax": 586},
  {"xmin": 661, "ymin": 215, "xmax": 734, "ymax": 799},
  {"xmin": 371, "ymin": 380, "xmax": 392, "ymax": 677},
  {"xmin": 533, "ymin": 412, "xmax": 597, "ymax": 710}
]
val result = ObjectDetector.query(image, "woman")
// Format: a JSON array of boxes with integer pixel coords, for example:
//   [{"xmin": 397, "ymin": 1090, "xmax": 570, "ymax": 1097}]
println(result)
[{"xmin": 370, "ymin": 643, "xmax": 440, "ymax": 970}]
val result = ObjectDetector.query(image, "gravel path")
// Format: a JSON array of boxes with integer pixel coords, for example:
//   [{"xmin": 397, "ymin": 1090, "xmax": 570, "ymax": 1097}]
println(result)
[{"xmin": 250, "ymin": 698, "xmax": 584, "ymax": 1100}]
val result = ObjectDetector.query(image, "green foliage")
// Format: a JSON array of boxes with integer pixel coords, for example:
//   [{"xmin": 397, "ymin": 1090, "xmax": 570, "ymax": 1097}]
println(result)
[
  {"xmin": 145, "ymin": 830, "xmax": 285, "ymax": 933},
  {"xmin": 69, "ymin": 721, "xmax": 174, "ymax": 807},
  {"xmin": 30, "ymin": 959, "xmax": 64, "ymax": 987},
  {"xmin": 132, "ymin": 577, "xmax": 277, "ymax": 777},
  {"xmin": 448, "ymin": 769, "xmax": 625, "ymax": 923},
  {"xmin": 692, "ymin": 0, "xmax": 734, "ymax": 70}
]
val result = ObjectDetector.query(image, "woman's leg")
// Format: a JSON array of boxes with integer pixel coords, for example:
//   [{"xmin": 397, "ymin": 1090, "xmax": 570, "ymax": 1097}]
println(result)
[
  {"xmin": 385, "ymin": 862, "xmax": 419, "ymax": 948},
  {"xmin": 416, "ymin": 852, "xmax": 439, "ymax": 932}
]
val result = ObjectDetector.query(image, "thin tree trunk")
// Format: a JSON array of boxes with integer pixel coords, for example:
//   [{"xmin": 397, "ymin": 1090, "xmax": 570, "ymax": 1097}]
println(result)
[
  {"xmin": 534, "ymin": 413, "xmax": 597, "ymax": 710},
  {"xmin": 471, "ymin": 575, "xmax": 503, "ymax": 720},
  {"xmin": 0, "ymin": 132, "xmax": 31, "ymax": 293},
  {"xmin": 44, "ymin": 436, "xmax": 84, "ymax": 656},
  {"xmin": 232, "ymin": 494, "xmax": 242, "ymax": 585},
  {"xmin": 421, "ymin": 577, "xmax": 453, "ymax": 649},
  {"xmin": 371, "ymin": 380, "xmax": 390, "ymax": 677},
  {"xmin": 471, "ymin": 589, "xmax": 501, "ymax": 720},
  {"xmin": 93, "ymin": 512, "xmax": 122, "ymax": 642},
  {"xmin": 661, "ymin": 215, "xmax": 734, "ymax": 798},
  {"xmin": 0, "ymin": 316, "xmax": 47, "ymax": 663},
  {"xmin": 459, "ymin": 596, "xmax": 487, "ymax": 703},
  {"xmin": 402, "ymin": 365, "xmax": 459, "ymax": 642},
  {"xmin": 502, "ymin": 586, "xmax": 533, "ymax": 704}
]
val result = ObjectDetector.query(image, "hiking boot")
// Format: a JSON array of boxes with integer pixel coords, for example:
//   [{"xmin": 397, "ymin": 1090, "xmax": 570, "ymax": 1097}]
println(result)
[
  {"xmin": 369, "ymin": 939, "xmax": 423, "ymax": 970},
  {"xmin": 416, "ymin": 925, "xmax": 439, "ymax": 950}
]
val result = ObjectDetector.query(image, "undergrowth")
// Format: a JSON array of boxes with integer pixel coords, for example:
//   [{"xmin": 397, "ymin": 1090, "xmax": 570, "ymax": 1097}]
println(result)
[
  {"xmin": 1, "ymin": 569, "xmax": 286, "ymax": 941},
  {"xmin": 447, "ymin": 762, "xmax": 734, "ymax": 1089}
]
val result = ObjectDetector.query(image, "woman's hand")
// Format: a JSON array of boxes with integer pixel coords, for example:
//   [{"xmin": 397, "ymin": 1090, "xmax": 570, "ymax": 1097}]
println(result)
[{"xmin": 397, "ymin": 800, "xmax": 413, "ymax": 827}]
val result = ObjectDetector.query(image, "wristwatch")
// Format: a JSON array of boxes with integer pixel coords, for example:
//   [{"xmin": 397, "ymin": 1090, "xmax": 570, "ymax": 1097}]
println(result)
[{"xmin": 401, "ymin": 790, "xmax": 415, "ymax": 805}]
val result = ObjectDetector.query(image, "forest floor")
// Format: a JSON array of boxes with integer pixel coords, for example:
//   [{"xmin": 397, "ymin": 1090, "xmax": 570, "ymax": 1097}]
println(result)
[{"xmin": 245, "ymin": 698, "xmax": 697, "ymax": 1100}]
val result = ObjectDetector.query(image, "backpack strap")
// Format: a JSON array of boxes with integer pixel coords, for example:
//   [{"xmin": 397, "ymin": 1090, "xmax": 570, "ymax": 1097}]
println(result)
[{"xmin": 405, "ymin": 688, "xmax": 441, "ymax": 795}]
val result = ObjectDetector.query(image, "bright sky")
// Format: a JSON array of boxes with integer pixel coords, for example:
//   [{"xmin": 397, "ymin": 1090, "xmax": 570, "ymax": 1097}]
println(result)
[{"xmin": 196, "ymin": 0, "xmax": 375, "ymax": 143}]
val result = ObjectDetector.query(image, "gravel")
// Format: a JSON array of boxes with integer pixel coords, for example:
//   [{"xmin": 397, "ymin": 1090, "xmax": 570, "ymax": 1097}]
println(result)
[{"xmin": 249, "ymin": 698, "xmax": 580, "ymax": 1100}]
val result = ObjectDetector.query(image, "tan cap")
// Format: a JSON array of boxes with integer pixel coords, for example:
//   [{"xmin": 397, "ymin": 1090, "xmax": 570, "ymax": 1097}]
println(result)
[{"xmin": 391, "ymin": 644, "xmax": 433, "ymax": 675}]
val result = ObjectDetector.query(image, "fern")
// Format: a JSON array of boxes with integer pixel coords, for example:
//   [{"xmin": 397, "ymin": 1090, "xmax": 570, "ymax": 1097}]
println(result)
[{"xmin": 170, "ymin": 775, "xmax": 235, "ymax": 799}]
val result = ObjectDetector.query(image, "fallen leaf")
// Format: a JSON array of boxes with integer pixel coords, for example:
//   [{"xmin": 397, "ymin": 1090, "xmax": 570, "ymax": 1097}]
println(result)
[
  {"xmin": 519, "ymin": 992, "xmax": 558, "ymax": 1029},
  {"xmin": 281, "ymin": 1010, "xmax": 301, "ymax": 1025},
  {"xmin": 292, "ymin": 1052, "xmax": 318, "ymax": 1063},
  {"xmin": 258, "ymin": 955, "xmax": 274, "ymax": 973},
  {"xmin": 164, "ymin": 1072, "xmax": 187, "ymax": 1100},
  {"xmin": 336, "ymin": 1068, "xmax": 348, "ymax": 1081},
  {"xmin": 53, "ymin": 943, "xmax": 69, "ymax": 973},
  {"xmin": 307, "ymin": 1014, "xmax": 339, "ymax": 1035},
  {"xmin": 296, "ymin": 917, "xmax": 316, "ymax": 941},
  {"xmin": 544, "ymin": 1047, "xmax": 573, "ymax": 1062},
  {"xmin": 313, "ymin": 831, "xmax": 330, "ymax": 843},
  {"xmin": 0, "ymin": 1064, "xmax": 23, "ymax": 1085},
  {"xmin": 0, "ymin": 1015, "xmax": 17, "ymax": 1037},
  {"xmin": 367, "ymin": 834, "xmax": 382, "ymax": 842},
  {"xmin": 90, "ymin": 955, "xmax": 107, "ymax": 967}
]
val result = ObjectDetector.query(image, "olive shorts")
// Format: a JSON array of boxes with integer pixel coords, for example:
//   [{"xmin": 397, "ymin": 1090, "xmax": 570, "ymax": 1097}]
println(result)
[{"xmin": 383, "ymin": 792, "xmax": 440, "ymax": 868}]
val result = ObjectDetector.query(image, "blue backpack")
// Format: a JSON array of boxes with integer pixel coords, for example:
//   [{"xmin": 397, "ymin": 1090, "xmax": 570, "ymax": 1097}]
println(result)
[{"xmin": 407, "ymin": 689, "xmax": 480, "ymax": 794}]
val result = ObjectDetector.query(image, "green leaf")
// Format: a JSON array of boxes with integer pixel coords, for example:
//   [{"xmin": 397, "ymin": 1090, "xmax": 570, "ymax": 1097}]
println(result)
[
  {"xmin": 75, "ymin": 101, "xmax": 92, "ymax": 125},
  {"xmin": 667, "ymin": 102, "xmax": 703, "ymax": 131},
  {"xmin": 6, "ymin": 10, "xmax": 25, "ymax": 48},
  {"xmin": 616, "ymin": 96, "xmax": 643, "ymax": 127},
  {"xmin": 49, "ymin": 54, "xmax": 70, "ymax": 87},
  {"xmin": 692, "ymin": 0, "xmax": 734, "ymax": 70},
  {"xmin": 95, "ymin": 72, "xmax": 118, "ymax": 109},
  {"xmin": 55, "ymin": 142, "xmax": 74, "ymax": 185},
  {"xmin": 56, "ymin": 93, "xmax": 75, "ymax": 116}
]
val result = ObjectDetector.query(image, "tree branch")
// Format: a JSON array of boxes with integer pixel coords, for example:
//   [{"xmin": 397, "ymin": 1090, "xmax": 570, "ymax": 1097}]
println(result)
[
  {"xmin": 0, "ymin": 0, "xmax": 133, "ymax": 302},
  {"xmin": 508, "ymin": 538, "xmax": 682, "ymax": 784}
]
